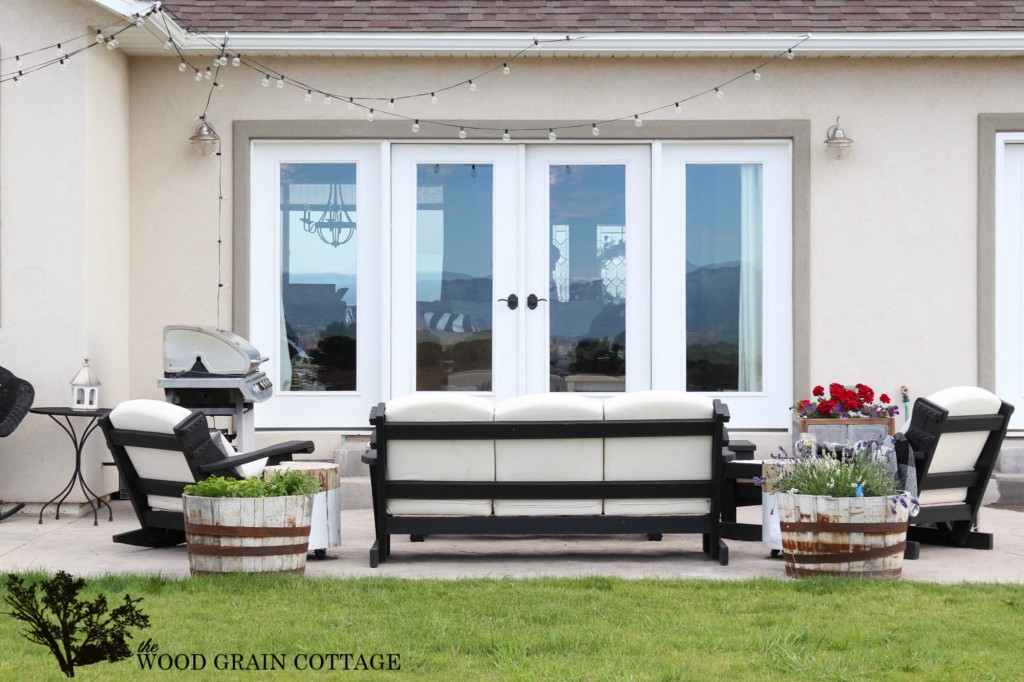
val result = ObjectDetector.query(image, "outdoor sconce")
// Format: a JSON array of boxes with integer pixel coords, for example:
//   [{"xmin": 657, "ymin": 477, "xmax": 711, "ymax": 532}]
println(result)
[
  {"xmin": 70, "ymin": 359, "xmax": 100, "ymax": 410},
  {"xmin": 189, "ymin": 117, "xmax": 220, "ymax": 157},
  {"xmin": 824, "ymin": 117, "xmax": 854, "ymax": 160}
]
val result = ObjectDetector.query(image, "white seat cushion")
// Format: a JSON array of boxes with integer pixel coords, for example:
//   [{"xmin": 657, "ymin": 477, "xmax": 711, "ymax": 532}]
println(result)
[
  {"xmin": 109, "ymin": 399, "xmax": 195, "ymax": 512},
  {"xmin": 603, "ymin": 391, "xmax": 714, "ymax": 515},
  {"xmin": 384, "ymin": 393, "xmax": 495, "ymax": 516},
  {"xmin": 494, "ymin": 393, "xmax": 603, "ymax": 516},
  {"xmin": 917, "ymin": 386, "xmax": 1003, "ymax": 506}
]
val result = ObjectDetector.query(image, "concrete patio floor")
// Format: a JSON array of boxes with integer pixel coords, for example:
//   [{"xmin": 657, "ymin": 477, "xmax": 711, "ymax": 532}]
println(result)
[{"xmin": 1, "ymin": 501, "xmax": 1022, "ymax": 582}]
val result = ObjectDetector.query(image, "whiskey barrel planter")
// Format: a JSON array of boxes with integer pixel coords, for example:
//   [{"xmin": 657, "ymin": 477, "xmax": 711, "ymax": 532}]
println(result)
[
  {"xmin": 182, "ymin": 494, "xmax": 314, "ymax": 575},
  {"xmin": 776, "ymin": 492, "xmax": 910, "ymax": 579}
]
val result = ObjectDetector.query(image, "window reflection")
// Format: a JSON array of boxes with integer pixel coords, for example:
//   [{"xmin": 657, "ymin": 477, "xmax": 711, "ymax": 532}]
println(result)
[
  {"xmin": 548, "ymin": 164, "xmax": 627, "ymax": 392},
  {"xmin": 416, "ymin": 163, "xmax": 494, "ymax": 391},
  {"xmin": 279, "ymin": 163, "xmax": 358, "ymax": 391},
  {"xmin": 685, "ymin": 164, "xmax": 763, "ymax": 392}
]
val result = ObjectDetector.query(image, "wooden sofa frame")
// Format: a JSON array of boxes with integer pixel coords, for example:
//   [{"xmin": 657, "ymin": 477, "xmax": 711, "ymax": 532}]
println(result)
[{"xmin": 361, "ymin": 399, "xmax": 732, "ymax": 567}]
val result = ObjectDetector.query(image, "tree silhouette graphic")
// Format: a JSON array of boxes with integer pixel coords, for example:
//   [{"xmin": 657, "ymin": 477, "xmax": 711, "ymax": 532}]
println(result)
[{"xmin": 3, "ymin": 572, "xmax": 149, "ymax": 677}]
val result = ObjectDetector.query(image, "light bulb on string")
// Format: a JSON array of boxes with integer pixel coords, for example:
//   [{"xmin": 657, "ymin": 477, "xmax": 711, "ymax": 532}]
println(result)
[
  {"xmin": 715, "ymin": 87, "xmax": 724, "ymax": 98},
  {"xmin": 675, "ymin": 102, "xmax": 682, "ymax": 113},
  {"xmin": 304, "ymin": 89, "xmax": 313, "ymax": 103},
  {"xmin": 178, "ymin": 61, "xmax": 187, "ymax": 72},
  {"xmin": 261, "ymin": 74, "xmax": 270, "ymax": 87},
  {"xmin": 468, "ymin": 80, "xmax": 477, "ymax": 92},
  {"xmin": 96, "ymin": 30, "xmax": 104, "ymax": 43},
  {"xmin": 163, "ymin": 40, "xmax": 173, "ymax": 51},
  {"xmin": 60, "ymin": 58, "xmax": 68, "ymax": 70},
  {"xmin": 212, "ymin": 56, "xmax": 221, "ymax": 67},
  {"xmin": 503, "ymin": 63, "xmax": 510, "ymax": 75},
  {"xmin": 471, "ymin": 164, "xmax": 478, "ymax": 177},
  {"xmin": 232, "ymin": 55, "xmax": 241, "ymax": 67},
  {"xmin": 367, "ymin": 109, "xmax": 375, "ymax": 122},
  {"xmin": 430, "ymin": 92, "xmax": 437, "ymax": 104},
  {"xmin": 107, "ymin": 37, "xmax": 119, "ymax": 49},
  {"xmin": 548, "ymin": 129, "xmax": 557, "ymax": 141},
  {"xmin": 412, "ymin": 120, "xmax": 420, "ymax": 133},
  {"xmin": 204, "ymin": 67, "xmax": 212, "ymax": 79},
  {"xmin": 218, "ymin": 55, "xmax": 228, "ymax": 66},
  {"xmin": 215, "ymin": 81, "xmax": 223, "ymax": 90},
  {"xmin": 591, "ymin": 124, "xmax": 600, "ymax": 136},
  {"xmin": 458, "ymin": 127, "xmax": 467, "ymax": 139},
  {"xmin": 787, "ymin": 49, "xmax": 794, "ymax": 60},
  {"xmin": 194, "ymin": 69, "xmax": 203, "ymax": 82},
  {"xmin": 634, "ymin": 114, "xmax": 643, "ymax": 127},
  {"xmin": 15, "ymin": 56, "xmax": 23, "ymax": 70},
  {"xmin": 324, "ymin": 94, "xmax": 332, "ymax": 105},
  {"xmin": 502, "ymin": 129, "xmax": 511, "ymax": 142},
  {"xmin": 135, "ymin": 14, "xmax": 145, "ymax": 27},
  {"xmin": 57, "ymin": 44, "xmax": 65, "ymax": 58},
  {"xmin": 14, "ymin": 72, "xmax": 23, "ymax": 88},
  {"xmin": 276, "ymin": 76, "xmax": 285, "ymax": 88},
  {"xmin": 388, "ymin": 98, "xmax": 395, "ymax": 111},
  {"xmin": 753, "ymin": 69, "xmax": 761, "ymax": 81}
]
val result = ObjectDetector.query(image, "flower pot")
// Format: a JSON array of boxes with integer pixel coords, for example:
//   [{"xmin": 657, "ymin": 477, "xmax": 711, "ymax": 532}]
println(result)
[
  {"xmin": 775, "ymin": 492, "xmax": 910, "ymax": 579},
  {"xmin": 792, "ymin": 417, "xmax": 895, "ymax": 450},
  {"xmin": 182, "ymin": 494, "xmax": 314, "ymax": 575}
]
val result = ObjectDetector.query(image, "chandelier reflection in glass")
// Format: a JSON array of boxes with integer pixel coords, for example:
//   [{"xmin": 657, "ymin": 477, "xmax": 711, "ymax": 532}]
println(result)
[{"xmin": 301, "ymin": 182, "xmax": 355, "ymax": 247}]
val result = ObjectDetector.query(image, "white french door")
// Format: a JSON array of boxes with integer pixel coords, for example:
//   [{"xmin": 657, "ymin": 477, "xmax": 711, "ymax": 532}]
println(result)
[
  {"xmin": 995, "ymin": 135, "xmax": 1024, "ymax": 428},
  {"xmin": 390, "ymin": 144, "xmax": 651, "ymax": 400},
  {"xmin": 250, "ymin": 141, "xmax": 382, "ymax": 427}
]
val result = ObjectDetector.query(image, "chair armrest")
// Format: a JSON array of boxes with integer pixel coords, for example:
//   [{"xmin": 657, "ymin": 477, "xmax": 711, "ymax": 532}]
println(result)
[
  {"xmin": 361, "ymin": 449, "xmax": 378, "ymax": 466},
  {"xmin": 196, "ymin": 440, "xmax": 315, "ymax": 473},
  {"xmin": 893, "ymin": 432, "xmax": 919, "ymax": 466}
]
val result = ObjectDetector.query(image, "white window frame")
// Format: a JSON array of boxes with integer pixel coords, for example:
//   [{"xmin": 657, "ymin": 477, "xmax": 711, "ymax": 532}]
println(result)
[{"xmin": 995, "ymin": 133, "xmax": 1024, "ymax": 428}]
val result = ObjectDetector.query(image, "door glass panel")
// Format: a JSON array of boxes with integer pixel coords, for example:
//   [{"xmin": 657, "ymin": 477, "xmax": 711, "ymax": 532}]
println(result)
[
  {"xmin": 279, "ymin": 163, "xmax": 358, "ymax": 391},
  {"xmin": 548, "ymin": 164, "xmax": 626, "ymax": 392},
  {"xmin": 416, "ymin": 163, "xmax": 494, "ymax": 390},
  {"xmin": 685, "ymin": 164, "xmax": 763, "ymax": 392}
]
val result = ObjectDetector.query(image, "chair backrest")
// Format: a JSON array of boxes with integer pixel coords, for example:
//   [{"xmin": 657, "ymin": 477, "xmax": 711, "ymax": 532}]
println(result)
[
  {"xmin": 906, "ymin": 386, "xmax": 1013, "ymax": 506},
  {"xmin": 104, "ymin": 399, "xmax": 197, "ymax": 512},
  {"xmin": 0, "ymin": 366, "xmax": 35, "ymax": 438}
]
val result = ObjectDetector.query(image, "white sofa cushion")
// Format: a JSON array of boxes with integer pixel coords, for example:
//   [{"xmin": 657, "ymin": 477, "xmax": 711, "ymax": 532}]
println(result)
[
  {"xmin": 603, "ymin": 391, "xmax": 714, "ymax": 515},
  {"xmin": 917, "ymin": 386, "xmax": 1003, "ymax": 506},
  {"xmin": 384, "ymin": 393, "xmax": 495, "ymax": 516},
  {"xmin": 109, "ymin": 399, "xmax": 195, "ymax": 512},
  {"xmin": 494, "ymin": 393, "xmax": 603, "ymax": 516}
]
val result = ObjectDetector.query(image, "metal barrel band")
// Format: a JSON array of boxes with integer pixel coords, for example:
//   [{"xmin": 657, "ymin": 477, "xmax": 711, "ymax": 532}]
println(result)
[
  {"xmin": 185, "ymin": 541, "xmax": 310, "ymax": 557},
  {"xmin": 185, "ymin": 522, "xmax": 311, "ymax": 538},
  {"xmin": 782, "ymin": 540, "xmax": 907, "ymax": 564},
  {"xmin": 780, "ymin": 521, "xmax": 908, "ymax": 534}
]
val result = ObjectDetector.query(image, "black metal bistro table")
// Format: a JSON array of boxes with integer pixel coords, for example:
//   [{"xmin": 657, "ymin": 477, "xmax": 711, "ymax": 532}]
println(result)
[{"xmin": 31, "ymin": 406, "xmax": 113, "ymax": 525}]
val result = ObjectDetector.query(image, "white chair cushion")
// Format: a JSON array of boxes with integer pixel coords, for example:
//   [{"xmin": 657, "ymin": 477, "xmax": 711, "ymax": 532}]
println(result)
[
  {"xmin": 494, "ymin": 393, "xmax": 603, "ymax": 516},
  {"xmin": 208, "ymin": 430, "xmax": 267, "ymax": 479},
  {"xmin": 109, "ymin": 400, "xmax": 195, "ymax": 510},
  {"xmin": 919, "ymin": 386, "xmax": 1003, "ymax": 505},
  {"xmin": 603, "ymin": 391, "xmax": 714, "ymax": 515},
  {"xmin": 384, "ymin": 393, "xmax": 495, "ymax": 516}
]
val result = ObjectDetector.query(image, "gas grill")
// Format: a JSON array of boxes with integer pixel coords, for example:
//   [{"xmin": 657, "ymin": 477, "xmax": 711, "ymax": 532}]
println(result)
[{"xmin": 157, "ymin": 326, "xmax": 272, "ymax": 452}]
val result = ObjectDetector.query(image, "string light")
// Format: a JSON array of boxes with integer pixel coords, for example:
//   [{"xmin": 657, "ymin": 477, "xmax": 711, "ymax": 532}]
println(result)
[
  {"xmin": 204, "ymin": 67, "xmax": 212, "ymax": 79},
  {"xmin": 388, "ymin": 98, "xmax": 395, "ymax": 111},
  {"xmin": 753, "ymin": 69, "xmax": 761, "ymax": 81},
  {"xmin": 95, "ymin": 30, "xmax": 104, "ymax": 43},
  {"xmin": 412, "ymin": 120, "xmax": 420, "ymax": 133},
  {"xmin": 430, "ymin": 92, "xmax": 438, "ymax": 104},
  {"xmin": 194, "ymin": 69, "xmax": 202, "ymax": 81},
  {"xmin": 135, "ymin": 14, "xmax": 146, "ymax": 28},
  {"xmin": 164, "ymin": 39, "xmax": 173, "ymax": 51},
  {"xmin": 14, "ymin": 72, "xmax": 23, "ymax": 87},
  {"xmin": 591, "ymin": 124, "xmax": 600, "ymax": 136},
  {"xmin": 232, "ymin": 55, "xmax": 241, "ymax": 67},
  {"xmin": 502, "ymin": 63, "xmax": 510, "ymax": 75},
  {"xmin": 324, "ymin": 94, "xmax": 332, "ymax": 105},
  {"xmin": 366, "ymin": 109, "xmax": 375, "ymax": 122},
  {"xmin": 548, "ymin": 128, "xmax": 557, "ymax": 141},
  {"xmin": 674, "ymin": 102, "xmax": 682, "ymax": 113},
  {"xmin": 59, "ymin": 58, "xmax": 68, "ymax": 70},
  {"xmin": 215, "ymin": 81, "xmax": 223, "ymax": 90},
  {"xmin": 502, "ymin": 129, "xmax": 511, "ymax": 142},
  {"xmin": 715, "ymin": 87, "xmax": 724, "ymax": 98},
  {"xmin": 178, "ymin": 60, "xmax": 187, "ymax": 72},
  {"xmin": 276, "ymin": 76, "xmax": 285, "ymax": 88},
  {"xmin": 634, "ymin": 114, "xmax": 643, "ymax": 127},
  {"xmin": 261, "ymin": 74, "xmax": 270, "ymax": 87},
  {"xmin": 787, "ymin": 49, "xmax": 794, "ymax": 59},
  {"xmin": 458, "ymin": 127, "xmax": 467, "ymax": 139},
  {"xmin": 468, "ymin": 79, "xmax": 477, "ymax": 91},
  {"xmin": 106, "ymin": 37, "xmax": 119, "ymax": 50},
  {"xmin": 348, "ymin": 97, "xmax": 355, "ymax": 109},
  {"xmin": 15, "ymin": 56, "xmax": 23, "ymax": 70},
  {"xmin": 304, "ymin": 89, "xmax": 312, "ymax": 102},
  {"xmin": 56, "ymin": 44, "xmax": 65, "ymax": 59}
]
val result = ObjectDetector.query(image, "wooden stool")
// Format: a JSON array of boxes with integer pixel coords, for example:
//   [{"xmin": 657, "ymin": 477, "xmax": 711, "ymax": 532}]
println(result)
[{"xmin": 264, "ymin": 461, "xmax": 341, "ymax": 559}]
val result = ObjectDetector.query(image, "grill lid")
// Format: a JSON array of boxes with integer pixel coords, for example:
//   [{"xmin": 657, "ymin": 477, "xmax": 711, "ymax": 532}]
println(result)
[{"xmin": 163, "ymin": 325, "xmax": 267, "ymax": 376}]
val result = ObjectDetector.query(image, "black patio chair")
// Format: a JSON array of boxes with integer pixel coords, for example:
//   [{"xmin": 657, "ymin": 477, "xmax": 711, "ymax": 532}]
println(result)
[
  {"xmin": 895, "ymin": 386, "xmax": 1014, "ymax": 559},
  {"xmin": 99, "ymin": 399, "xmax": 315, "ymax": 547},
  {"xmin": 0, "ymin": 365, "xmax": 35, "ymax": 521}
]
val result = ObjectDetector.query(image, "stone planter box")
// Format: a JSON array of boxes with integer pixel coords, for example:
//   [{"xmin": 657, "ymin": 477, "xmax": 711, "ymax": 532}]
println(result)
[{"xmin": 792, "ymin": 417, "xmax": 896, "ymax": 449}]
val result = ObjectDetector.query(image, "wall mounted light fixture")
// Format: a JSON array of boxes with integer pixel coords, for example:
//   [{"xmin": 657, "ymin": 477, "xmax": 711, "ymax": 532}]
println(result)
[
  {"xmin": 824, "ymin": 117, "xmax": 854, "ymax": 160},
  {"xmin": 189, "ymin": 117, "xmax": 220, "ymax": 156}
]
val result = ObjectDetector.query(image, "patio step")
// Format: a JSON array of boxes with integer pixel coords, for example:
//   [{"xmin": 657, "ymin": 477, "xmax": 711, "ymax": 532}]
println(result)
[{"xmin": 988, "ymin": 473, "xmax": 1024, "ymax": 506}]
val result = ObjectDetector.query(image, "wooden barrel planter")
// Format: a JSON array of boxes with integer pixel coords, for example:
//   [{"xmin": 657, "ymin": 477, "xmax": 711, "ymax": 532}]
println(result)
[
  {"xmin": 182, "ymin": 494, "xmax": 314, "ymax": 575},
  {"xmin": 776, "ymin": 492, "xmax": 910, "ymax": 579}
]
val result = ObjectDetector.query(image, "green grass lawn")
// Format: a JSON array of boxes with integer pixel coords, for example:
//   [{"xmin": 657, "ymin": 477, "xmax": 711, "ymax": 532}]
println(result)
[{"xmin": 2, "ymin": 574, "xmax": 1022, "ymax": 680}]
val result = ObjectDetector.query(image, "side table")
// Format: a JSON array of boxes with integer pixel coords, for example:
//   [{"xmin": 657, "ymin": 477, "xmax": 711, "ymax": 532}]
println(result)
[{"xmin": 31, "ymin": 406, "xmax": 113, "ymax": 526}]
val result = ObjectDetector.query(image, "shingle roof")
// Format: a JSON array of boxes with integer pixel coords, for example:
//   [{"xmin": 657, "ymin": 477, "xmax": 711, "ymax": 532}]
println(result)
[{"xmin": 160, "ymin": 1, "xmax": 1024, "ymax": 33}]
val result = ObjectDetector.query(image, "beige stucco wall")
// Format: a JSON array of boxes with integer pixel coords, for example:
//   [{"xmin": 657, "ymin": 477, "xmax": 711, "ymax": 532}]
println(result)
[
  {"xmin": 0, "ymin": 0, "xmax": 128, "ymax": 505},
  {"xmin": 127, "ymin": 54, "xmax": 1024, "ymax": 438}
]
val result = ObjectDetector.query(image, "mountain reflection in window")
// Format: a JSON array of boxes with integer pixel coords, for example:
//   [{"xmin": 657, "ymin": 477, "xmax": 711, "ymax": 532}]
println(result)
[
  {"xmin": 685, "ymin": 164, "xmax": 763, "ymax": 392},
  {"xmin": 415, "ymin": 163, "xmax": 494, "ymax": 391},
  {"xmin": 279, "ymin": 163, "xmax": 358, "ymax": 392}
]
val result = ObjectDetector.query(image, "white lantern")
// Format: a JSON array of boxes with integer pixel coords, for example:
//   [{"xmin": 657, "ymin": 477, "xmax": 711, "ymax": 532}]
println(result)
[{"xmin": 70, "ymin": 359, "xmax": 101, "ymax": 409}]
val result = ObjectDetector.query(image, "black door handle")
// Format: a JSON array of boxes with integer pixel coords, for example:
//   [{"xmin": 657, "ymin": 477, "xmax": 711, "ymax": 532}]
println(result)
[
  {"xmin": 527, "ymin": 294, "xmax": 547, "ymax": 310},
  {"xmin": 498, "ymin": 294, "xmax": 518, "ymax": 310}
]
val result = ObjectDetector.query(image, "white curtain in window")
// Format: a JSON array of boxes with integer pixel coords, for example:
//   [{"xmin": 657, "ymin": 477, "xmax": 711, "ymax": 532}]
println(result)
[{"xmin": 738, "ymin": 165, "xmax": 763, "ymax": 391}]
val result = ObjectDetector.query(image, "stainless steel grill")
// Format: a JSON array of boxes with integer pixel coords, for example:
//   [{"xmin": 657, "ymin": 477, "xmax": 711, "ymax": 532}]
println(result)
[{"xmin": 157, "ymin": 326, "xmax": 272, "ymax": 452}]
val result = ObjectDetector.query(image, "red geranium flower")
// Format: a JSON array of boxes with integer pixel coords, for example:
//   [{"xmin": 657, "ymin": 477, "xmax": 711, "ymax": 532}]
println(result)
[
  {"xmin": 813, "ymin": 385, "xmax": 825, "ymax": 397},
  {"xmin": 818, "ymin": 400, "xmax": 836, "ymax": 415},
  {"xmin": 880, "ymin": 394, "xmax": 890, "ymax": 404}
]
